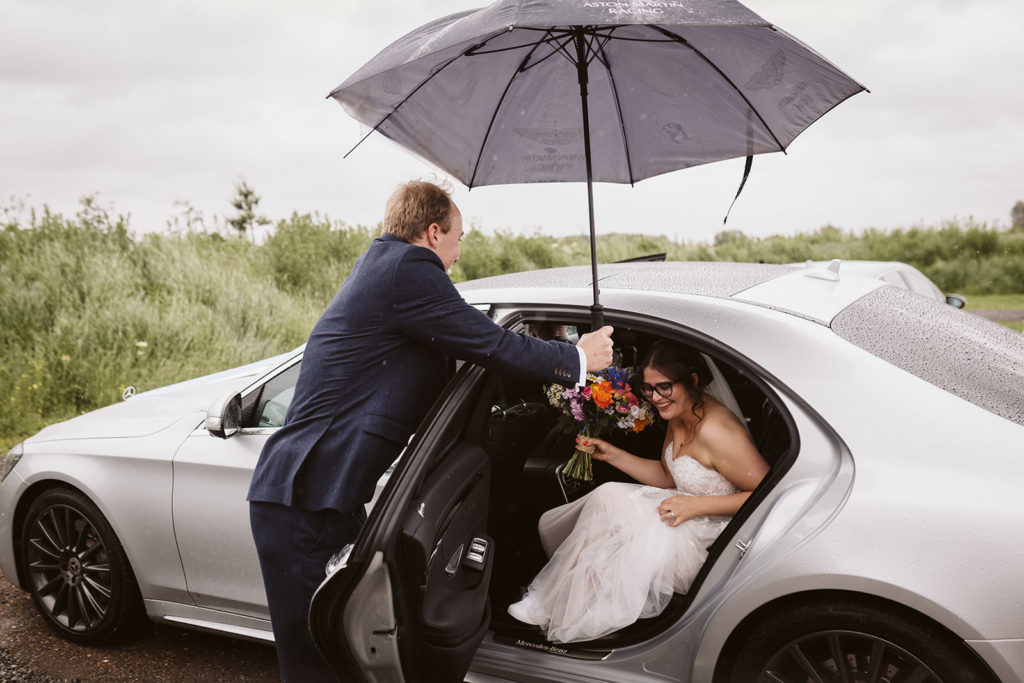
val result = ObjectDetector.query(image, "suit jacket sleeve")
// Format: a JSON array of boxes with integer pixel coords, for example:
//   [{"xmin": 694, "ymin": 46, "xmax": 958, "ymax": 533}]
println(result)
[{"xmin": 391, "ymin": 249, "xmax": 581, "ymax": 385}]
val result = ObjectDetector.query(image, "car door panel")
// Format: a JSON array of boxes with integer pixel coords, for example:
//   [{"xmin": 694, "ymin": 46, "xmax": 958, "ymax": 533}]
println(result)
[
  {"xmin": 169, "ymin": 357, "xmax": 300, "ymax": 617},
  {"xmin": 311, "ymin": 367, "xmax": 496, "ymax": 683},
  {"xmin": 171, "ymin": 430, "xmax": 269, "ymax": 616},
  {"xmin": 402, "ymin": 442, "xmax": 493, "ymax": 654}
]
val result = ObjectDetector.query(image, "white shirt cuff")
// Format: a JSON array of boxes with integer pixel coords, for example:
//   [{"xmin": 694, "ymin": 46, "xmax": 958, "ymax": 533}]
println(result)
[{"xmin": 575, "ymin": 346, "xmax": 588, "ymax": 386}]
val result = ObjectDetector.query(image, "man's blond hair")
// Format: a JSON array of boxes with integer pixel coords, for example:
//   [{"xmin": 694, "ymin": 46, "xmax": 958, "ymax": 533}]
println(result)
[{"xmin": 383, "ymin": 180, "xmax": 455, "ymax": 242}]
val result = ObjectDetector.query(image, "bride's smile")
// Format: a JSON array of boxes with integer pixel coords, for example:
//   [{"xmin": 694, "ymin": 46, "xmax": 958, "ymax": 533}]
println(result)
[{"xmin": 641, "ymin": 367, "xmax": 695, "ymax": 422}]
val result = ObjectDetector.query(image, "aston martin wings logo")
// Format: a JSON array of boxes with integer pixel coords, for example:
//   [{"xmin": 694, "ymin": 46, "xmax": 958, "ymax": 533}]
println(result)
[
  {"xmin": 514, "ymin": 128, "xmax": 584, "ymax": 146},
  {"xmin": 745, "ymin": 50, "xmax": 786, "ymax": 90}
]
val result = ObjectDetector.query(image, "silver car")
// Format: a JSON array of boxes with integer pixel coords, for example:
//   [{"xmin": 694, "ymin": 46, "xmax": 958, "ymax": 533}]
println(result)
[{"xmin": 2, "ymin": 261, "xmax": 1022, "ymax": 682}]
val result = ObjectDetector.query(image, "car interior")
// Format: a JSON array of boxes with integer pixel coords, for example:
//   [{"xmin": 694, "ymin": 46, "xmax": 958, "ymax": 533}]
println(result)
[{"xmin": 442, "ymin": 316, "xmax": 796, "ymax": 656}]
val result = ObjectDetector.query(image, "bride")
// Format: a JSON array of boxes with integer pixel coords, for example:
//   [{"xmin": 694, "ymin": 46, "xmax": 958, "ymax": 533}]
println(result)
[{"xmin": 508, "ymin": 340, "xmax": 769, "ymax": 644}]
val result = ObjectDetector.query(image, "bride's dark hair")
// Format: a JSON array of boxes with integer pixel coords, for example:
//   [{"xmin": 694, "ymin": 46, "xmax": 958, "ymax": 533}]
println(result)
[{"xmin": 640, "ymin": 340, "xmax": 711, "ymax": 424}]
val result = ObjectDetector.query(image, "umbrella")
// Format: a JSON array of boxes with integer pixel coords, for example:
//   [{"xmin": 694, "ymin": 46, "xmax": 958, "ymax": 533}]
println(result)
[{"xmin": 329, "ymin": 0, "xmax": 865, "ymax": 328}]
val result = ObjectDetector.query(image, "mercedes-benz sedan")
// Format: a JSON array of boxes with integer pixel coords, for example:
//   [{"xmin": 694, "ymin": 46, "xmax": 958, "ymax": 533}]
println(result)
[{"xmin": 2, "ymin": 261, "xmax": 1021, "ymax": 682}]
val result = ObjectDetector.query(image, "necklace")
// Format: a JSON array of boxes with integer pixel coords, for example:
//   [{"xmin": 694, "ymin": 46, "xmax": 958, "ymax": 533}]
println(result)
[
  {"xmin": 674, "ymin": 421, "xmax": 698, "ymax": 453},
  {"xmin": 672, "ymin": 395, "xmax": 706, "ymax": 456}
]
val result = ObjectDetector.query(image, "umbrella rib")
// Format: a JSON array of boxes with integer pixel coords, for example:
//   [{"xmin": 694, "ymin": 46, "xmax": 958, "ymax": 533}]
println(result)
[
  {"xmin": 467, "ymin": 31, "xmax": 555, "ymax": 188},
  {"xmin": 550, "ymin": 31, "xmax": 585, "ymax": 69},
  {"xmin": 521, "ymin": 32, "xmax": 576, "ymax": 73},
  {"xmin": 646, "ymin": 25, "xmax": 786, "ymax": 152},
  {"xmin": 586, "ymin": 28, "xmax": 636, "ymax": 186},
  {"xmin": 587, "ymin": 34, "xmax": 681, "ymax": 44},
  {"xmin": 583, "ymin": 29, "xmax": 614, "ymax": 67},
  {"xmin": 339, "ymin": 30, "xmax": 510, "ymax": 160},
  {"xmin": 466, "ymin": 30, "xmax": 573, "ymax": 57},
  {"xmin": 518, "ymin": 26, "xmax": 679, "ymax": 44}
]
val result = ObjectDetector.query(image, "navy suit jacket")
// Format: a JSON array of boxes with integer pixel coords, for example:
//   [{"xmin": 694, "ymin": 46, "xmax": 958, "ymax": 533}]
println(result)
[{"xmin": 247, "ymin": 234, "xmax": 580, "ymax": 514}]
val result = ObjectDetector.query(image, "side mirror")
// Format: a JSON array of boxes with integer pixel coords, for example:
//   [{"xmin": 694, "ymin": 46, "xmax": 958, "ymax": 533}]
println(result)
[
  {"xmin": 945, "ymin": 294, "xmax": 967, "ymax": 309},
  {"xmin": 205, "ymin": 391, "xmax": 242, "ymax": 439}
]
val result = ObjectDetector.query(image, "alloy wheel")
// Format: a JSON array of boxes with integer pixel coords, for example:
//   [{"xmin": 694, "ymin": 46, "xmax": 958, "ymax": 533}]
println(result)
[
  {"xmin": 761, "ymin": 629, "xmax": 940, "ymax": 683},
  {"xmin": 25, "ymin": 503, "xmax": 113, "ymax": 633}
]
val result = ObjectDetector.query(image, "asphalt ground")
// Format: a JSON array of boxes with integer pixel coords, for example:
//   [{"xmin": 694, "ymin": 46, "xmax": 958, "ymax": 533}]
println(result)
[{"xmin": 0, "ymin": 567, "xmax": 280, "ymax": 682}]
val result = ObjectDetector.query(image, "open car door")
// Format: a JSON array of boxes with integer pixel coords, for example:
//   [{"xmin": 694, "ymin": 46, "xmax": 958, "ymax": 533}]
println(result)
[{"xmin": 309, "ymin": 365, "xmax": 495, "ymax": 683}]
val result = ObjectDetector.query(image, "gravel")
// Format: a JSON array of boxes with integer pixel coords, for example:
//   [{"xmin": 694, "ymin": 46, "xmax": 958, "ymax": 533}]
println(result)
[
  {"xmin": 0, "ymin": 567, "xmax": 280, "ymax": 682},
  {"xmin": 0, "ymin": 648, "xmax": 67, "ymax": 683}
]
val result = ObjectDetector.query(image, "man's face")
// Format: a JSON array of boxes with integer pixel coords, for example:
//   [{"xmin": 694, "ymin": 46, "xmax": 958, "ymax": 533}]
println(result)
[{"xmin": 436, "ymin": 206, "xmax": 464, "ymax": 272}]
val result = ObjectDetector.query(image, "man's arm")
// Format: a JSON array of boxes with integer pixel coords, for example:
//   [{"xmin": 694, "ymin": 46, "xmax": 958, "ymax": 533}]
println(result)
[{"xmin": 392, "ymin": 251, "xmax": 612, "ymax": 384}]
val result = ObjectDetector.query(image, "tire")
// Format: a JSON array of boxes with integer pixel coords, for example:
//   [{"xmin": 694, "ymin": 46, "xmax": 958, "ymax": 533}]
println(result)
[
  {"xmin": 725, "ymin": 598, "xmax": 996, "ymax": 683},
  {"xmin": 19, "ymin": 487, "xmax": 147, "ymax": 644}
]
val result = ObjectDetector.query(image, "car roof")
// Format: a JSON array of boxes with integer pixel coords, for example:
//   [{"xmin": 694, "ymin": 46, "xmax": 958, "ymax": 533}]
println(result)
[
  {"xmin": 791, "ymin": 260, "xmax": 923, "ymax": 277},
  {"xmin": 457, "ymin": 261, "xmax": 886, "ymax": 325},
  {"xmin": 460, "ymin": 261, "xmax": 1024, "ymax": 427}
]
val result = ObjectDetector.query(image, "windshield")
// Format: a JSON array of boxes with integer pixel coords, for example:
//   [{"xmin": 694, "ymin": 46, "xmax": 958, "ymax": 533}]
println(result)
[{"xmin": 832, "ymin": 286, "xmax": 1024, "ymax": 427}]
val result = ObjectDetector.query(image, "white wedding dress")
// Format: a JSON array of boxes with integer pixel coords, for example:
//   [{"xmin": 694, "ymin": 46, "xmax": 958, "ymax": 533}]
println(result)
[{"xmin": 509, "ymin": 445, "xmax": 740, "ymax": 643}]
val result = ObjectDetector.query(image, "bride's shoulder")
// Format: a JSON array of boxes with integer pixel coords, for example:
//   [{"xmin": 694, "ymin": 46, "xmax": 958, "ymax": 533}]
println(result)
[
  {"xmin": 699, "ymin": 401, "xmax": 750, "ymax": 444},
  {"xmin": 701, "ymin": 398, "xmax": 743, "ymax": 427}
]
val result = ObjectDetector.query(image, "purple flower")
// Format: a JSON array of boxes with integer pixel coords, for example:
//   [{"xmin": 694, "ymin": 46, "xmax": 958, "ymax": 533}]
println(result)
[{"xmin": 570, "ymin": 397, "xmax": 585, "ymax": 422}]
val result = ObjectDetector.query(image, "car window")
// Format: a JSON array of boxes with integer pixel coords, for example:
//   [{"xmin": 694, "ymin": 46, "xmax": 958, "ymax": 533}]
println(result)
[
  {"xmin": 526, "ymin": 322, "xmax": 579, "ymax": 344},
  {"xmin": 832, "ymin": 287, "xmax": 1024, "ymax": 427},
  {"xmin": 256, "ymin": 362, "xmax": 301, "ymax": 428},
  {"xmin": 471, "ymin": 303, "xmax": 493, "ymax": 318},
  {"xmin": 898, "ymin": 268, "xmax": 943, "ymax": 301},
  {"xmin": 879, "ymin": 271, "xmax": 906, "ymax": 288}
]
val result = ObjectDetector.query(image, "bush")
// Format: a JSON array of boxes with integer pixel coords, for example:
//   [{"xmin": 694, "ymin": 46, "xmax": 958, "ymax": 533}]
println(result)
[
  {"xmin": 263, "ymin": 213, "xmax": 376, "ymax": 299},
  {"xmin": 0, "ymin": 200, "xmax": 319, "ymax": 442},
  {"xmin": 2, "ymin": 199, "xmax": 1020, "ymax": 447}
]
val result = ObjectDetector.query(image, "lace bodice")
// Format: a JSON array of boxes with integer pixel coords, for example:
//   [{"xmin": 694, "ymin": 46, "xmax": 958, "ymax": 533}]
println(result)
[{"xmin": 665, "ymin": 446, "xmax": 741, "ymax": 497}]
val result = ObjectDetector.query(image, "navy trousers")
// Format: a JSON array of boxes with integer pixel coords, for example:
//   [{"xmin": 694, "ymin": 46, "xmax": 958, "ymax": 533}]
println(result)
[{"xmin": 250, "ymin": 501, "xmax": 366, "ymax": 682}]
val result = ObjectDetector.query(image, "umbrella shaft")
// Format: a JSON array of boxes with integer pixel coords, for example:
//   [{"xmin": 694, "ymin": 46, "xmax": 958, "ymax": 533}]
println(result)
[{"xmin": 574, "ymin": 29, "xmax": 603, "ymax": 330}]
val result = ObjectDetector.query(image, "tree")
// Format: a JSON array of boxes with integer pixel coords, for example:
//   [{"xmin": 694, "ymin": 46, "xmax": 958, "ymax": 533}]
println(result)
[
  {"xmin": 713, "ymin": 229, "xmax": 747, "ymax": 247},
  {"xmin": 1011, "ymin": 200, "xmax": 1024, "ymax": 232},
  {"xmin": 227, "ymin": 178, "xmax": 270, "ymax": 242}
]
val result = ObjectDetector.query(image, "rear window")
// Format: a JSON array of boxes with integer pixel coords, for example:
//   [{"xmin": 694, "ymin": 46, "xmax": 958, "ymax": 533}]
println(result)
[{"xmin": 832, "ymin": 286, "xmax": 1024, "ymax": 427}]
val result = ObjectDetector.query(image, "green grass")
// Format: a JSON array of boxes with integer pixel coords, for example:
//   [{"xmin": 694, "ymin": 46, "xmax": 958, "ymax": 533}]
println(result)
[
  {"xmin": 0, "ymin": 203, "xmax": 326, "ymax": 446},
  {"xmin": 963, "ymin": 294, "xmax": 1024, "ymax": 333},
  {"xmin": 2, "ymin": 199, "xmax": 1022, "ymax": 448},
  {"xmin": 964, "ymin": 293, "xmax": 1024, "ymax": 309}
]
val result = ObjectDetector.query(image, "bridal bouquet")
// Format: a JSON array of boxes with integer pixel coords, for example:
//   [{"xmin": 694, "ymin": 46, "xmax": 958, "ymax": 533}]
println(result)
[{"xmin": 545, "ymin": 366, "xmax": 654, "ymax": 480}]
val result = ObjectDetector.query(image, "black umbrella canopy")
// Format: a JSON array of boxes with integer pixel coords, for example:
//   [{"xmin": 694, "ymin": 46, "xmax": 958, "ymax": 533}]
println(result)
[{"xmin": 330, "ymin": 0, "xmax": 865, "ymax": 326}]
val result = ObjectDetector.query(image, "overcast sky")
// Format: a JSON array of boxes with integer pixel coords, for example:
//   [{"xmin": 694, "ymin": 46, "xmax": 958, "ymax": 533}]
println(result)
[{"xmin": 2, "ymin": 0, "xmax": 1022, "ymax": 243}]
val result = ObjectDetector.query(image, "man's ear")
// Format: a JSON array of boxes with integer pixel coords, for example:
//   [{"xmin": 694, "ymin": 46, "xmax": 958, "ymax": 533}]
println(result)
[{"xmin": 425, "ymin": 222, "xmax": 441, "ymax": 248}]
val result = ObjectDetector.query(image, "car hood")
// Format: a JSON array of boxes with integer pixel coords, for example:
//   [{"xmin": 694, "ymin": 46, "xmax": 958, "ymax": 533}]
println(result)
[{"xmin": 27, "ymin": 350, "xmax": 298, "ymax": 443}]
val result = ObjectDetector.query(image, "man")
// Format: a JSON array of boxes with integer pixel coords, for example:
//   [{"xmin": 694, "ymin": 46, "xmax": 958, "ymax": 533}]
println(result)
[{"xmin": 248, "ymin": 180, "xmax": 614, "ymax": 681}]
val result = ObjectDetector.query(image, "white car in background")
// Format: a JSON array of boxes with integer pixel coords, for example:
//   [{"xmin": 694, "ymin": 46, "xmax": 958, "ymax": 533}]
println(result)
[{"xmin": 792, "ymin": 259, "xmax": 967, "ymax": 308}]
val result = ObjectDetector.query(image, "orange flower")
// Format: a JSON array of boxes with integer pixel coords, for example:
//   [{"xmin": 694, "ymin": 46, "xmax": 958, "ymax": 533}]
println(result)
[
  {"xmin": 591, "ymin": 380, "xmax": 614, "ymax": 409},
  {"xmin": 632, "ymin": 418, "xmax": 650, "ymax": 433}
]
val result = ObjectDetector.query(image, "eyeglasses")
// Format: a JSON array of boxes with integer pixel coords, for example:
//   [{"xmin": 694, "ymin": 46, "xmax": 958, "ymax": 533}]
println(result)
[{"xmin": 640, "ymin": 381, "xmax": 675, "ymax": 399}]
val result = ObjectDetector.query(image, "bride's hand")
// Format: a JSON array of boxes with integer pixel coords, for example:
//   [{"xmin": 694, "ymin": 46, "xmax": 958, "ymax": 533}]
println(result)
[
  {"xmin": 657, "ymin": 495, "xmax": 706, "ymax": 527},
  {"xmin": 577, "ymin": 435, "xmax": 619, "ymax": 464}
]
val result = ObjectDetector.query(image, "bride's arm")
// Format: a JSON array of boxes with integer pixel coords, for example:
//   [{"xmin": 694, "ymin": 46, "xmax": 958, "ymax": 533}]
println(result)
[
  {"xmin": 581, "ymin": 435, "xmax": 675, "ymax": 488},
  {"xmin": 657, "ymin": 417, "xmax": 769, "ymax": 524}
]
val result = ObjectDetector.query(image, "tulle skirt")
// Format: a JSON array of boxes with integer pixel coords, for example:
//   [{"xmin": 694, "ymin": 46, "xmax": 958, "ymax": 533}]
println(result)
[{"xmin": 514, "ymin": 482, "xmax": 730, "ymax": 644}]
